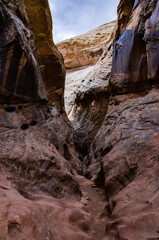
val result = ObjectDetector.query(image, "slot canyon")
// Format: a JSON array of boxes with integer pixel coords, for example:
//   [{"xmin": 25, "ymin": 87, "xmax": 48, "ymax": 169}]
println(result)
[{"xmin": 0, "ymin": 0, "xmax": 159, "ymax": 239}]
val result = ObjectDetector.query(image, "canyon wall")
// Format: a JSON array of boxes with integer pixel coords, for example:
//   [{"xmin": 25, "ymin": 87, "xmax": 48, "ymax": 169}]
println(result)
[
  {"xmin": 0, "ymin": 0, "xmax": 46, "ymax": 103},
  {"xmin": 82, "ymin": 0, "xmax": 159, "ymax": 239},
  {"xmin": 0, "ymin": 1, "xmax": 86, "ymax": 239},
  {"xmin": 24, "ymin": 0, "xmax": 66, "ymax": 110}
]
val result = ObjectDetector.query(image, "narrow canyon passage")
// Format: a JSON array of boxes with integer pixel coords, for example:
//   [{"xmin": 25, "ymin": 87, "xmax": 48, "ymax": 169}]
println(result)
[{"xmin": 0, "ymin": 0, "xmax": 159, "ymax": 239}]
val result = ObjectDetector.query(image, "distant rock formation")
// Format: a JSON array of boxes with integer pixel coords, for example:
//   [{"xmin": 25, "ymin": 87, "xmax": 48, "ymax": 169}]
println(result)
[
  {"xmin": 64, "ymin": 21, "xmax": 117, "ymax": 140},
  {"xmin": 57, "ymin": 20, "xmax": 116, "ymax": 69}
]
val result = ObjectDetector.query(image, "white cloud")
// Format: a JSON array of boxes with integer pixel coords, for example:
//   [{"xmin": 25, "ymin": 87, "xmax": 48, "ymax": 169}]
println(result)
[
  {"xmin": 54, "ymin": 32, "xmax": 76, "ymax": 43},
  {"xmin": 48, "ymin": 0, "xmax": 119, "ymax": 43}
]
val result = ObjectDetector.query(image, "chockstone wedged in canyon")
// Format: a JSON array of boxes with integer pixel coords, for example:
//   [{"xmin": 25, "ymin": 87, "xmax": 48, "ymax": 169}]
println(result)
[{"xmin": 0, "ymin": 0, "xmax": 159, "ymax": 239}]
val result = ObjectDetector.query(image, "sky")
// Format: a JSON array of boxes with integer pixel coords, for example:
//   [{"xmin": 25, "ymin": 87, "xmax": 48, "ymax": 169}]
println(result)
[{"xmin": 48, "ymin": 0, "xmax": 119, "ymax": 43}]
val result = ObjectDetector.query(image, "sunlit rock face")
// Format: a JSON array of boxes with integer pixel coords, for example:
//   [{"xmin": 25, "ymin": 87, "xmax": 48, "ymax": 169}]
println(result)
[
  {"xmin": 0, "ymin": 0, "xmax": 46, "ymax": 103},
  {"xmin": 63, "ymin": 22, "xmax": 117, "ymax": 155},
  {"xmin": 24, "ymin": 0, "xmax": 66, "ymax": 110},
  {"xmin": 57, "ymin": 20, "xmax": 116, "ymax": 69}
]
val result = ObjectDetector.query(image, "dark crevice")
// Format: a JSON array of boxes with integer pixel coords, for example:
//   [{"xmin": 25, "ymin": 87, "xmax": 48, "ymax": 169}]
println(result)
[
  {"xmin": 18, "ymin": 105, "xmax": 23, "ymax": 110},
  {"xmin": 105, "ymin": 200, "xmax": 117, "ymax": 217},
  {"xmin": 20, "ymin": 120, "xmax": 37, "ymax": 130},
  {"xmin": 30, "ymin": 120, "xmax": 37, "ymax": 126},
  {"xmin": 95, "ymin": 162, "xmax": 105, "ymax": 188},
  {"xmin": 20, "ymin": 124, "xmax": 29, "ymax": 130},
  {"xmin": 101, "ymin": 145, "xmax": 113, "ymax": 157},
  {"xmin": 4, "ymin": 107, "xmax": 16, "ymax": 112},
  {"xmin": 63, "ymin": 144, "xmax": 72, "ymax": 161}
]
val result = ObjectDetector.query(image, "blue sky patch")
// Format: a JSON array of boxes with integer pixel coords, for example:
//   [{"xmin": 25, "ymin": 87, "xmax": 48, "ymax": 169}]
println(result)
[{"xmin": 49, "ymin": 0, "xmax": 119, "ymax": 43}]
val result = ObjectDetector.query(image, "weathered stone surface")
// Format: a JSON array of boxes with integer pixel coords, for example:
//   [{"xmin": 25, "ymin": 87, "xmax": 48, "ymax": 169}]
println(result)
[
  {"xmin": 87, "ymin": 89, "xmax": 159, "ymax": 240},
  {"xmin": 115, "ymin": 0, "xmax": 135, "ymax": 39},
  {"xmin": 83, "ymin": 0, "xmax": 159, "ymax": 239},
  {"xmin": 57, "ymin": 20, "xmax": 116, "ymax": 69},
  {"xmin": 1, "ymin": 0, "xmax": 159, "ymax": 239},
  {"xmin": 0, "ymin": 0, "xmax": 46, "ymax": 103},
  {"xmin": 111, "ymin": 0, "xmax": 159, "ymax": 94},
  {"xmin": 0, "ymin": 1, "xmax": 88, "ymax": 239},
  {"xmin": 0, "ymin": 1, "xmax": 112, "ymax": 239},
  {"xmin": 65, "ymin": 29, "xmax": 116, "ymax": 155},
  {"xmin": 64, "ymin": 21, "xmax": 117, "ymax": 155},
  {"xmin": 24, "ymin": 0, "xmax": 66, "ymax": 110}
]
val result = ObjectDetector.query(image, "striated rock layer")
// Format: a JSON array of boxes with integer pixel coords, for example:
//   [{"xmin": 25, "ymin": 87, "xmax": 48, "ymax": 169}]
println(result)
[
  {"xmin": 57, "ymin": 20, "xmax": 116, "ymax": 69},
  {"xmin": 24, "ymin": 0, "xmax": 66, "ymax": 110},
  {"xmin": 0, "ymin": 0, "xmax": 46, "ymax": 103}
]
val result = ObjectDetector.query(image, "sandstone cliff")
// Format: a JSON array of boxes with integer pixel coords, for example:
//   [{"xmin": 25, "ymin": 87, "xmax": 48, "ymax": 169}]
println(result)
[{"xmin": 57, "ymin": 20, "xmax": 116, "ymax": 69}]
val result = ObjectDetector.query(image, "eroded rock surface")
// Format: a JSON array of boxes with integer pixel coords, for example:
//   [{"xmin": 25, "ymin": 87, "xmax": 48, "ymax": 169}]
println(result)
[
  {"xmin": 0, "ymin": 1, "xmax": 113, "ymax": 239},
  {"xmin": 1, "ymin": 0, "xmax": 159, "ymax": 239},
  {"xmin": 0, "ymin": 0, "xmax": 46, "ymax": 102},
  {"xmin": 111, "ymin": 0, "xmax": 159, "ymax": 94},
  {"xmin": 57, "ymin": 20, "xmax": 116, "ymax": 69},
  {"xmin": 24, "ymin": 0, "xmax": 66, "ymax": 110},
  {"xmin": 64, "ymin": 23, "xmax": 117, "ymax": 153},
  {"xmin": 0, "ymin": 1, "xmax": 88, "ymax": 239},
  {"xmin": 84, "ymin": 0, "xmax": 159, "ymax": 239}
]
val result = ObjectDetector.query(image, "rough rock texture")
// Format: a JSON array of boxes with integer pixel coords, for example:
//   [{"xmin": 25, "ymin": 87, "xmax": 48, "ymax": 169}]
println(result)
[
  {"xmin": 83, "ymin": 0, "xmax": 159, "ymax": 239},
  {"xmin": 65, "ymin": 27, "xmax": 116, "ymax": 154},
  {"xmin": 64, "ymin": 22, "xmax": 117, "ymax": 154},
  {"xmin": 1, "ymin": 0, "xmax": 159, "ymax": 239},
  {"xmin": 0, "ymin": 1, "xmax": 89, "ymax": 239},
  {"xmin": 111, "ymin": 0, "xmax": 159, "ymax": 94},
  {"xmin": 0, "ymin": 0, "xmax": 46, "ymax": 102},
  {"xmin": 57, "ymin": 20, "xmax": 116, "ymax": 69},
  {"xmin": 0, "ymin": 1, "xmax": 113, "ymax": 239},
  {"xmin": 24, "ymin": 0, "xmax": 66, "ymax": 110}
]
